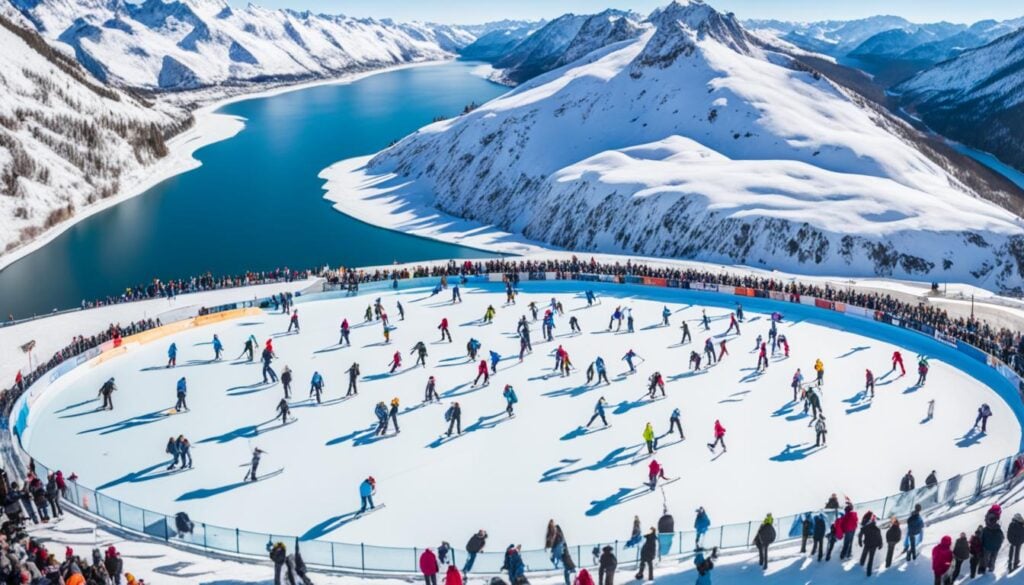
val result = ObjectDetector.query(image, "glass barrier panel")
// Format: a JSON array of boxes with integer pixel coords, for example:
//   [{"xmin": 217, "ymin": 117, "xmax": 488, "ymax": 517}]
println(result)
[
  {"xmin": 205, "ymin": 524, "xmax": 237, "ymax": 553},
  {"xmin": 120, "ymin": 502, "xmax": 145, "ymax": 533},
  {"xmin": 720, "ymin": 522, "xmax": 750, "ymax": 549},
  {"xmin": 238, "ymin": 529, "xmax": 271, "ymax": 557},
  {"xmin": 331, "ymin": 542, "xmax": 363, "ymax": 570}
]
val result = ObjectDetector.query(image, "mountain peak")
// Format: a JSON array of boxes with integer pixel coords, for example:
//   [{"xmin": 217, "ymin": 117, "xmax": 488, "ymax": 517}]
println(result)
[{"xmin": 637, "ymin": 0, "xmax": 752, "ymax": 68}]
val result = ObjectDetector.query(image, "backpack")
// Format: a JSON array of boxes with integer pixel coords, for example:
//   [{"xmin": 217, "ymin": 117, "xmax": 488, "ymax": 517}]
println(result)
[{"xmin": 445, "ymin": 407, "xmax": 454, "ymax": 422}]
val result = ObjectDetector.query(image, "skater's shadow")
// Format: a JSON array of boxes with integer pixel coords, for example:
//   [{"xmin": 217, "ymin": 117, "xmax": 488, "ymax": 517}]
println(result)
[
  {"xmin": 360, "ymin": 341, "xmax": 392, "ymax": 349},
  {"xmin": 463, "ymin": 412, "xmax": 512, "ymax": 434},
  {"xmin": 586, "ymin": 486, "xmax": 648, "ymax": 517},
  {"xmin": 440, "ymin": 383, "xmax": 480, "ymax": 399},
  {"xmin": 363, "ymin": 369, "xmax": 413, "ymax": 381},
  {"xmin": 271, "ymin": 331, "xmax": 299, "ymax": 338},
  {"xmin": 437, "ymin": 359, "xmax": 473, "ymax": 369},
  {"xmin": 920, "ymin": 414, "xmax": 933, "ymax": 424},
  {"xmin": 739, "ymin": 370, "xmax": 764, "ymax": 383},
  {"xmin": 785, "ymin": 411, "xmax": 811, "ymax": 421},
  {"xmin": 668, "ymin": 370, "xmax": 705, "ymax": 381},
  {"xmin": 197, "ymin": 417, "xmax": 290, "ymax": 444},
  {"xmin": 560, "ymin": 426, "xmax": 594, "ymax": 441},
  {"xmin": 175, "ymin": 472, "xmax": 281, "ymax": 502},
  {"xmin": 540, "ymin": 444, "xmax": 642, "ymax": 483},
  {"xmin": 902, "ymin": 384, "xmax": 923, "ymax": 394},
  {"xmin": 54, "ymin": 398, "xmax": 100, "ymax": 414},
  {"xmin": 353, "ymin": 432, "xmax": 396, "ymax": 447},
  {"xmin": 639, "ymin": 324, "xmax": 665, "ymax": 331},
  {"xmin": 955, "ymin": 429, "xmax": 985, "ymax": 448},
  {"xmin": 771, "ymin": 401, "xmax": 796, "ymax": 417},
  {"xmin": 313, "ymin": 345, "xmax": 347, "ymax": 354},
  {"xmin": 96, "ymin": 460, "xmax": 178, "ymax": 490},
  {"xmin": 612, "ymin": 399, "xmax": 658, "ymax": 415},
  {"xmin": 543, "ymin": 384, "xmax": 597, "ymax": 399},
  {"xmin": 78, "ymin": 409, "xmax": 175, "ymax": 436},
  {"xmin": 719, "ymin": 390, "xmax": 750, "ymax": 404},
  {"xmin": 140, "ymin": 361, "xmax": 214, "ymax": 372},
  {"xmin": 326, "ymin": 424, "xmax": 376, "ymax": 446},
  {"xmin": 291, "ymin": 396, "xmax": 352, "ymax": 409},
  {"xmin": 845, "ymin": 402, "xmax": 871, "ymax": 415},
  {"xmin": 236, "ymin": 322, "xmax": 263, "ymax": 327},
  {"xmin": 770, "ymin": 443, "xmax": 822, "ymax": 462},
  {"xmin": 842, "ymin": 391, "xmax": 867, "ymax": 404},
  {"xmin": 301, "ymin": 511, "xmax": 364, "ymax": 540},
  {"xmin": 837, "ymin": 346, "xmax": 870, "ymax": 359},
  {"xmin": 226, "ymin": 382, "xmax": 275, "ymax": 397}
]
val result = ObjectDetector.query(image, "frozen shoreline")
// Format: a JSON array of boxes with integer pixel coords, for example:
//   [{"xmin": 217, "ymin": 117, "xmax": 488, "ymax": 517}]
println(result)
[{"xmin": 0, "ymin": 61, "xmax": 447, "ymax": 274}]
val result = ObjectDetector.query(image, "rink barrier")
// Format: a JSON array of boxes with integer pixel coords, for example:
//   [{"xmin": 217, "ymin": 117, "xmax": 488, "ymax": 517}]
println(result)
[{"xmin": 7, "ymin": 272, "xmax": 1024, "ymax": 575}]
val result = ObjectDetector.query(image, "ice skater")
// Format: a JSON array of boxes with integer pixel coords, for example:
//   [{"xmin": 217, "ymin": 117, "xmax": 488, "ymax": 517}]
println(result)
[
  {"xmin": 569, "ymin": 315, "xmax": 581, "ymax": 334},
  {"xmin": 473, "ymin": 359, "xmax": 490, "ymax": 387},
  {"xmin": 668, "ymin": 408, "xmax": 684, "ymax": 440},
  {"xmin": 262, "ymin": 345, "xmax": 278, "ymax": 383},
  {"xmin": 704, "ymin": 338, "xmax": 716, "ymax": 365},
  {"xmin": 212, "ymin": 334, "xmax": 223, "ymax": 360},
  {"xmin": 375, "ymin": 401, "xmax": 389, "ymax": 435},
  {"xmin": 276, "ymin": 398, "xmax": 291, "ymax": 425},
  {"xmin": 662, "ymin": 306, "xmax": 671, "ymax": 327},
  {"xmin": 892, "ymin": 350, "xmax": 906, "ymax": 376},
  {"xmin": 167, "ymin": 342, "xmax": 177, "ymax": 368},
  {"xmin": 707, "ymin": 420, "xmax": 726, "ymax": 453},
  {"xmin": 502, "ymin": 385, "xmax": 517, "ymax": 417},
  {"xmin": 814, "ymin": 359, "xmax": 825, "ymax": 387},
  {"xmin": 98, "ymin": 377, "xmax": 116, "ymax": 410},
  {"xmin": 622, "ymin": 349, "xmax": 642, "ymax": 373},
  {"xmin": 176, "ymin": 435, "xmax": 192, "ymax": 469},
  {"xmin": 287, "ymin": 310, "xmax": 300, "ymax": 333},
  {"xmin": 756, "ymin": 342, "xmax": 768, "ymax": 371},
  {"xmin": 490, "ymin": 350, "xmax": 501, "ymax": 374},
  {"xmin": 424, "ymin": 376, "xmax": 440, "ymax": 403},
  {"xmin": 726, "ymin": 313, "xmax": 740, "ymax": 335},
  {"xmin": 389, "ymin": 351, "xmax": 402, "ymax": 374},
  {"xmin": 815, "ymin": 416, "xmax": 827, "ymax": 447},
  {"xmin": 175, "ymin": 377, "xmax": 188, "ymax": 412},
  {"xmin": 587, "ymin": 397, "xmax": 608, "ymax": 428},
  {"xmin": 791, "ymin": 369, "xmax": 804, "ymax": 402},
  {"xmin": 281, "ymin": 366, "xmax": 293, "ymax": 399},
  {"xmin": 974, "ymin": 403, "xmax": 992, "ymax": 432},
  {"xmin": 865, "ymin": 369, "xmax": 875, "ymax": 398},
  {"xmin": 647, "ymin": 372, "xmax": 665, "ymax": 399},
  {"xmin": 643, "ymin": 422, "xmax": 656, "ymax": 454},
  {"xmin": 451, "ymin": 285, "xmax": 462, "ymax": 304},
  {"xmin": 309, "ymin": 371, "xmax": 325, "ymax": 404},
  {"xmin": 701, "ymin": 310, "xmax": 710, "ymax": 331},
  {"xmin": 389, "ymin": 398, "xmax": 400, "ymax": 433},
  {"xmin": 245, "ymin": 447, "xmax": 266, "ymax": 481},
  {"xmin": 339, "ymin": 319, "xmax": 351, "ymax": 346},
  {"xmin": 916, "ymin": 356, "xmax": 929, "ymax": 386},
  {"xmin": 346, "ymin": 362, "xmax": 360, "ymax": 396},
  {"xmin": 680, "ymin": 321, "xmax": 691, "ymax": 344},
  {"xmin": 412, "ymin": 341, "xmax": 428, "ymax": 367},
  {"xmin": 445, "ymin": 402, "xmax": 462, "ymax": 436},
  {"xmin": 359, "ymin": 477, "xmax": 376, "ymax": 513},
  {"xmin": 718, "ymin": 339, "xmax": 729, "ymax": 361},
  {"xmin": 239, "ymin": 337, "xmax": 255, "ymax": 361}
]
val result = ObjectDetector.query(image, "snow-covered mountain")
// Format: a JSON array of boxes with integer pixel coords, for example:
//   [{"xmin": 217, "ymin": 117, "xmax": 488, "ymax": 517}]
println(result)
[
  {"xmin": 458, "ymin": 23, "xmax": 539, "ymax": 62},
  {"xmin": 342, "ymin": 0, "xmax": 1024, "ymax": 289},
  {"xmin": 7, "ymin": 0, "xmax": 478, "ymax": 89},
  {"xmin": 895, "ymin": 27, "xmax": 1024, "ymax": 174},
  {"xmin": 489, "ymin": 10, "xmax": 646, "ymax": 85},
  {"xmin": 748, "ymin": 15, "xmax": 916, "ymax": 58},
  {"xmin": 0, "ymin": 6, "xmax": 188, "ymax": 256}
]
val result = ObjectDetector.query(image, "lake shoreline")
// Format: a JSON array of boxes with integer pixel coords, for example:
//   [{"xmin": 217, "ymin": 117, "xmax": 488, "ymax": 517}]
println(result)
[{"xmin": 0, "ymin": 60, "xmax": 449, "ymax": 275}]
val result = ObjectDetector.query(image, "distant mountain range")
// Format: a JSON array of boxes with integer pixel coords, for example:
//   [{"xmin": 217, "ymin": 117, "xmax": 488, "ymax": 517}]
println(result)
[{"xmin": 351, "ymin": 0, "xmax": 1024, "ymax": 289}]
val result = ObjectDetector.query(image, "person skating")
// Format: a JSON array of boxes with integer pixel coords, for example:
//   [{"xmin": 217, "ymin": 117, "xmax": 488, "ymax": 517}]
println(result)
[
  {"xmin": 598, "ymin": 546, "xmax": 616, "ymax": 585},
  {"xmin": 701, "ymin": 310, "xmax": 710, "ymax": 331},
  {"xmin": 451, "ymin": 284, "xmax": 461, "ymax": 304},
  {"xmin": 445, "ymin": 402, "xmax": 462, "ymax": 436},
  {"xmin": 473, "ymin": 359, "xmax": 489, "ymax": 387},
  {"xmin": 661, "ymin": 306, "xmax": 671, "ymax": 327},
  {"xmin": 424, "ymin": 376, "xmax": 440, "ymax": 403},
  {"xmin": 885, "ymin": 517, "xmax": 901, "ymax": 568},
  {"xmin": 339, "ymin": 318, "xmax": 351, "ymax": 346},
  {"xmin": 569, "ymin": 315, "xmax": 581, "ymax": 334},
  {"xmin": 177, "ymin": 435, "xmax": 192, "ymax": 469},
  {"xmin": 586, "ymin": 397, "xmax": 608, "ymax": 428},
  {"xmin": 726, "ymin": 312, "xmax": 740, "ymax": 335},
  {"xmin": 707, "ymin": 420, "xmax": 726, "ymax": 453},
  {"xmin": 814, "ymin": 358, "xmax": 824, "ymax": 386},
  {"xmin": 975, "ymin": 403, "xmax": 993, "ymax": 432},
  {"xmin": 865, "ymin": 369, "xmax": 875, "ymax": 397},
  {"xmin": 262, "ymin": 345, "xmax": 278, "ymax": 383},
  {"xmin": 622, "ymin": 350, "xmax": 642, "ymax": 373},
  {"xmin": 245, "ymin": 447, "xmax": 265, "ymax": 481},
  {"xmin": 166, "ymin": 436, "xmax": 180, "ymax": 470},
  {"xmin": 916, "ymin": 355, "xmax": 930, "ymax": 385},
  {"xmin": 504, "ymin": 281, "xmax": 516, "ymax": 305},
  {"xmin": 689, "ymin": 351, "xmax": 702, "ymax": 371},
  {"xmin": 287, "ymin": 310, "xmax": 300, "ymax": 333},
  {"xmin": 389, "ymin": 398, "xmax": 400, "ymax": 433},
  {"xmin": 411, "ymin": 341, "xmax": 428, "ymax": 367},
  {"xmin": 643, "ymin": 423, "xmax": 656, "ymax": 454},
  {"xmin": 239, "ymin": 337, "xmax": 255, "ymax": 361},
  {"xmin": 669, "ymin": 408, "xmax": 684, "ymax": 440},
  {"xmin": 859, "ymin": 513, "xmax": 882, "ymax": 576},
  {"xmin": 276, "ymin": 398, "xmax": 291, "ymax": 425},
  {"xmin": 374, "ymin": 401, "xmax": 389, "ymax": 436},
  {"xmin": 1007, "ymin": 513, "xmax": 1023, "ymax": 572},
  {"xmin": 647, "ymin": 372, "xmax": 665, "ymax": 399},
  {"xmin": 680, "ymin": 321, "xmax": 691, "ymax": 344},
  {"xmin": 932, "ymin": 536, "xmax": 953, "ymax": 585},
  {"xmin": 281, "ymin": 366, "xmax": 293, "ymax": 399},
  {"xmin": 346, "ymin": 362, "xmax": 360, "ymax": 396},
  {"xmin": 635, "ymin": 528, "xmax": 657, "ymax": 581},
  {"xmin": 382, "ymin": 321, "xmax": 391, "ymax": 344},
  {"xmin": 595, "ymin": 357, "xmax": 609, "ymax": 384},
  {"xmin": 388, "ymin": 351, "xmax": 402, "ymax": 374},
  {"xmin": 482, "ymin": 305, "xmax": 496, "ymax": 324},
  {"xmin": 790, "ymin": 369, "xmax": 804, "ymax": 402},
  {"xmin": 703, "ymin": 338, "xmax": 716, "ymax": 365},
  {"xmin": 502, "ymin": 385, "xmax": 518, "ymax": 417},
  {"xmin": 804, "ymin": 387, "xmax": 822, "ymax": 420},
  {"xmin": 694, "ymin": 507, "xmax": 711, "ymax": 547},
  {"xmin": 212, "ymin": 334, "xmax": 223, "ymax": 360},
  {"xmin": 647, "ymin": 459, "xmax": 667, "ymax": 490},
  {"xmin": 167, "ymin": 342, "xmax": 177, "ymax": 368},
  {"xmin": 717, "ymin": 339, "xmax": 729, "ymax": 361},
  {"xmin": 467, "ymin": 338, "xmax": 481, "ymax": 361},
  {"xmin": 892, "ymin": 350, "xmax": 906, "ymax": 375},
  {"xmin": 753, "ymin": 515, "xmax": 776, "ymax": 570},
  {"xmin": 175, "ymin": 377, "xmax": 188, "ymax": 412},
  {"xmin": 358, "ymin": 477, "xmax": 376, "ymax": 513},
  {"xmin": 490, "ymin": 350, "xmax": 501, "ymax": 374},
  {"xmin": 608, "ymin": 306, "xmax": 623, "ymax": 331},
  {"xmin": 814, "ymin": 415, "xmax": 827, "ymax": 447},
  {"xmin": 309, "ymin": 371, "xmax": 325, "ymax": 404},
  {"xmin": 756, "ymin": 342, "xmax": 768, "ymax": 371},
  {"xmin": 779, "ymin": 334, "xmax": 790, "ymax": 357},
  {"xmin": 98, "ymin": 377, "xmax": 116, "ymax": 410}
]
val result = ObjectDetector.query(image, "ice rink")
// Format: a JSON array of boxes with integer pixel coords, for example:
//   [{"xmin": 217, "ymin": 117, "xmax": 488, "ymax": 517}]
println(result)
[{"xmin": 23, "ymin": 280, "xmax": 1022, "ymax": 548}]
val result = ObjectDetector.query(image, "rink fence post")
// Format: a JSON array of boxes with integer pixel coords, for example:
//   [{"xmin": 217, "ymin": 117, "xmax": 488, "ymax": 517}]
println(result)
[
  {"xmin": 746, "ymin": 521, "xmax": 752, "ymax": 547},
  {"xmin": 718, "ymin": 526, "xmax": 723, "ymax": 548},
  {"xmin": 361, "ymin": 542, "xmax": 365, "ymax": 572},
  {"xmin": 414, "ymin": 547, "xmax": 418, "ymax": 572},
  {"xmin": 678, "ymin": 532, "xmax": 682, "ymax": 555},
  {"xmin": 330, "ymin": 542, "xmax": 335, "ymax": 568},
  {"xmin": 235, "ymin": 528, "xmax": 240, "ymax": 553},
  {"xmin": 202, "ymin": 523, "xmax": 207, "ymax": 549},
  {"xmin": 881, "ymin": 496, "xmax": 889, "ymax": 518},
  {"xmin": 577, "ymin": 545, "xmax": 581, "ymax": 568},
  {"xmin": 163, "ymin": 514, "xmax": 169, "ymax": 541},
  {"xmin": 141, "ymin": 509, "xmax": 146, "ymax": 533},
  {"xmin": 117, "ymin": 500, "xmax": 122, "ymax": 526}
]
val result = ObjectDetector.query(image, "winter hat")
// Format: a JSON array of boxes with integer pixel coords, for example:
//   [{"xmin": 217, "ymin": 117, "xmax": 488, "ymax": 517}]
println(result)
[
  {"xmin": 65, "ymin": 547, "xmax": 74, "ymax": 559},
  {"xmin": 125, "ymin": 574, "xmax": 137, "ymax": 585},
  {"xmin": 1014, "ymin": 513, "xmax": 1023, "ymax": 523}
]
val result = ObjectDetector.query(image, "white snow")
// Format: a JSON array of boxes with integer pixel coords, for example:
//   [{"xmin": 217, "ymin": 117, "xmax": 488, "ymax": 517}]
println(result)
[
  {"xmin": 20, "ymin": 280, "xmax": 1022, "ymax": 549},
  {"xmin": 320, "ymin": 1, "xmax": 1024, "ymax": 289}
]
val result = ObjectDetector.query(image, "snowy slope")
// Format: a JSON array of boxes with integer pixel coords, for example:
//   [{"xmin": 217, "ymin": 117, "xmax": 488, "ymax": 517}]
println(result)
[
  {"xmin": 0, "ymin": 6, "xmax": 188, "ymax": 256},
  {"xmin": 8, "ymin": 0, "xmax": 477, "ymax": 89},
  {"xmin": 335, "ymin": 0, "xmax": 1024, "ymax": 289},
  {"xmin": 895, "ymin": 28, "xmax": 1024, "ymax": 174},
  {"xmin": 459, "ymin": 23, "xmax": 542, "ymax": 62}
]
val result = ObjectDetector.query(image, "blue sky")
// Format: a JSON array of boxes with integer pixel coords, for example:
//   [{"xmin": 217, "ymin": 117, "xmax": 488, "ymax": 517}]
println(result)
[{"xmin": 232, "ymin": 0, "xmax": 1024, "ymax": 25}]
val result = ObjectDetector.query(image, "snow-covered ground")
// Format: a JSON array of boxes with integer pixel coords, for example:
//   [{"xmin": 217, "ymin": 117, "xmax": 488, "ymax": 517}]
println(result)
[{"xmin": 21, "ymin": 280, "xmax": 1022, "ymax": 550}]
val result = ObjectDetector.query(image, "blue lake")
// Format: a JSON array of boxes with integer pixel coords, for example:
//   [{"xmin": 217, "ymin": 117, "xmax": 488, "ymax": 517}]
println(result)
[{"xmin": 0, "ymin": 61, "xmax": 507, "ymax": 318}]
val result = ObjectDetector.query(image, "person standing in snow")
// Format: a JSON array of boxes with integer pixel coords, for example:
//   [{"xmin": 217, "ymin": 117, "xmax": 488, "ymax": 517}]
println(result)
[
  {"xmin": 932, "ymin": 536, "xmax": 953, "ymax": 585},
  {"xmin": 262, "ymin": 345, "xmax": 278, "ymax": 383},
  {"xmin": 859, "ymin": 513, "xmax": 882, "ymax": 576},
  {"xmin": 420, "ymin": 547, "xmax": 440, "ymax": 585},
  {"xmin": 975, "ymin": 404, "xmax": 993, "ymax": 432},
  {"xmin": 239, "ymin": 337, "xmax": 255, "ymax": 361},
  {"xmin": 865, "ymin": 369, "xmax": 875, "ymax": 397},
  {"xmin": 701, "ymin": 310, "xmax": 710, "ymax": 332},
  {"xmin": 175, "ymin": 377, "xmax": 188, "ymax": 412},
  {"xmin": 643, "ymin": 423, "xmax": 656, "ymax": 454},
  {"xmin": 438, "ymin": 318, "xmax": 452, "ymax": 343},
  {"xmin": 680, "ymin": 321, "xmax": 691, "ymax": 345},
  {"xmin": 473, "ymin": 359, "xmax": 489, "ymax": 387},
  {"xmin": 622, "ymin": 350, "xmax": 642, "ymax": 373},
  {"xmin": 388, "ymin": 398, "xmax": 400, "ymax": 434},
  {"xmin": 814, "ymin": 359, "xmax": 824, "ymax": 386},
  {"xmin": 245, "ymin": 447, "xmax": 265, "ymax": 482},
  {"xmin": 309, "ymin": 371, "xmax": 325, "ymax": 404},
  {"xmin": 694, "ymin": 508, "xmax": 711, "ymax": 547},
  {"xmin": 502, "ymin": 385, "xmax": 517, "ymax": 417},
  {"xmin": 165, "ymin": 436, "xmax": 180, "ymax": 471},
  {"xmin": 358, "ymin": 477, "xmax": 376, "ymax": 513},
  {"xmin": 703, "ymin": 339, "xmax": 716, "ymax": 365},
  {"xmin": 952, "ymin": 532, "xmax": 970, "ymax": 580},
  {"xmin": 490, "ymin": 350, "xmax": 501, "ymax": 374},
  {"xmin": 892, "ymin": 350, "xmax": 906, "ymax": 375},
  {"xmin": 445, "ymin": 402, "xmax": 462, "ymax": 436},
  {"xmin": 906, "ymin": 504, "xmax": 925, "ymax": 562},
  {"xmin": 661, "ymin": 306, "xmax": 671, "ymax": 327},
  {"xmin": 346, "ymin": 362, "xmax": 360, "ymax": 396},
  {"xmin": 569, "ymin": 315, "xmax": 581, "ymax": 334},
  {"xmin": 451, "ymin": 285, "xmax": 461, "ymax": 304},
  {"xmin": 98, "ymin": 377, "xmax": 116, "ymax": 411},
  {"xmin": 756, "ymin": 343, "xmax": 768, "ymax": 371},
  {"xmin": 812, "ymin": 513, "xmax": 826, "ymax": 562},
  {"xmin": 916, "ymin": 356, "xmax": 930, "ymax": 386},
  {"xmin": 718, "ymin": 339, "xmax": 729, "ymax": 361},
  {"xmin": 167, "ymin": 342, "xmax": 177, "ymax": 368},
  {"xmin": 814, "ymin": 416, "xmax": 827, "ymax": 447},
  {"xmin": 339, "ymin": 319, "xmax": 351, "ymax": 346},
  {"xmin": 587, "ymin": 398, "xmax": 609, "ymax": 428},
  {"xmin": 726, "ymin": 313, "xmax": 740, "ymax": 335},
  {"xmin": 1007, "ymin": 513, "xmax": 1023, "ymax": 572},
  {"xmin": 885, "ymin": 517, "xmax": 902, "ymax": 568},
  {"xmin": 276, "ymin": 398, "xmax": 291, "ymax": 425},
  {"xmin": 635, "ymin": 528, "xmax": 657, "ymax": 582},
  {"xmin": 689, "ymin": 351, "xmax": 702, "ymax": 371},
  {"xmin": 281, "ymin": 366, "xmax": 293, "ymax": 399},
  {"xmin": 374, "ymin": 402, "xmax": 389, "ymax": 436},
  {"xmin": 212, "ymin": 334, "xmax": 223, "ymax": 360},
  {"xmin": 287, "ymin": 310, "xmax": 300, "ymax": 333},
  {"xmin": 411, "ymin": 341, "xmax": 428, "ymax": 368},
  {"xmin": 595, "ymin": 357, "xmax": 609, "ymax": 385},
  {"xmin": 424, "ymin": 376, "xmax": 440, "ymax": 403},
  {"xmin": 669, "ymin": 408, "xmax": 684, "ymax": 440},
  {"xmin": 753, "ymin": 515, "xmax": 775, "ymax": 570},
  {"xmin": 647, "ymin": 459, "xmax": 667, "ymax": 490},
  {"xmin": 647, "ymin": 372, "xmax": 665, "ymax": 399},
  {"xmin": 707, "ymin": 420, "xmax": 726, "ymax": 453},
  {"xmin": 388, "ymin": 351, "xmax": 402, "ymax": 374}
]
